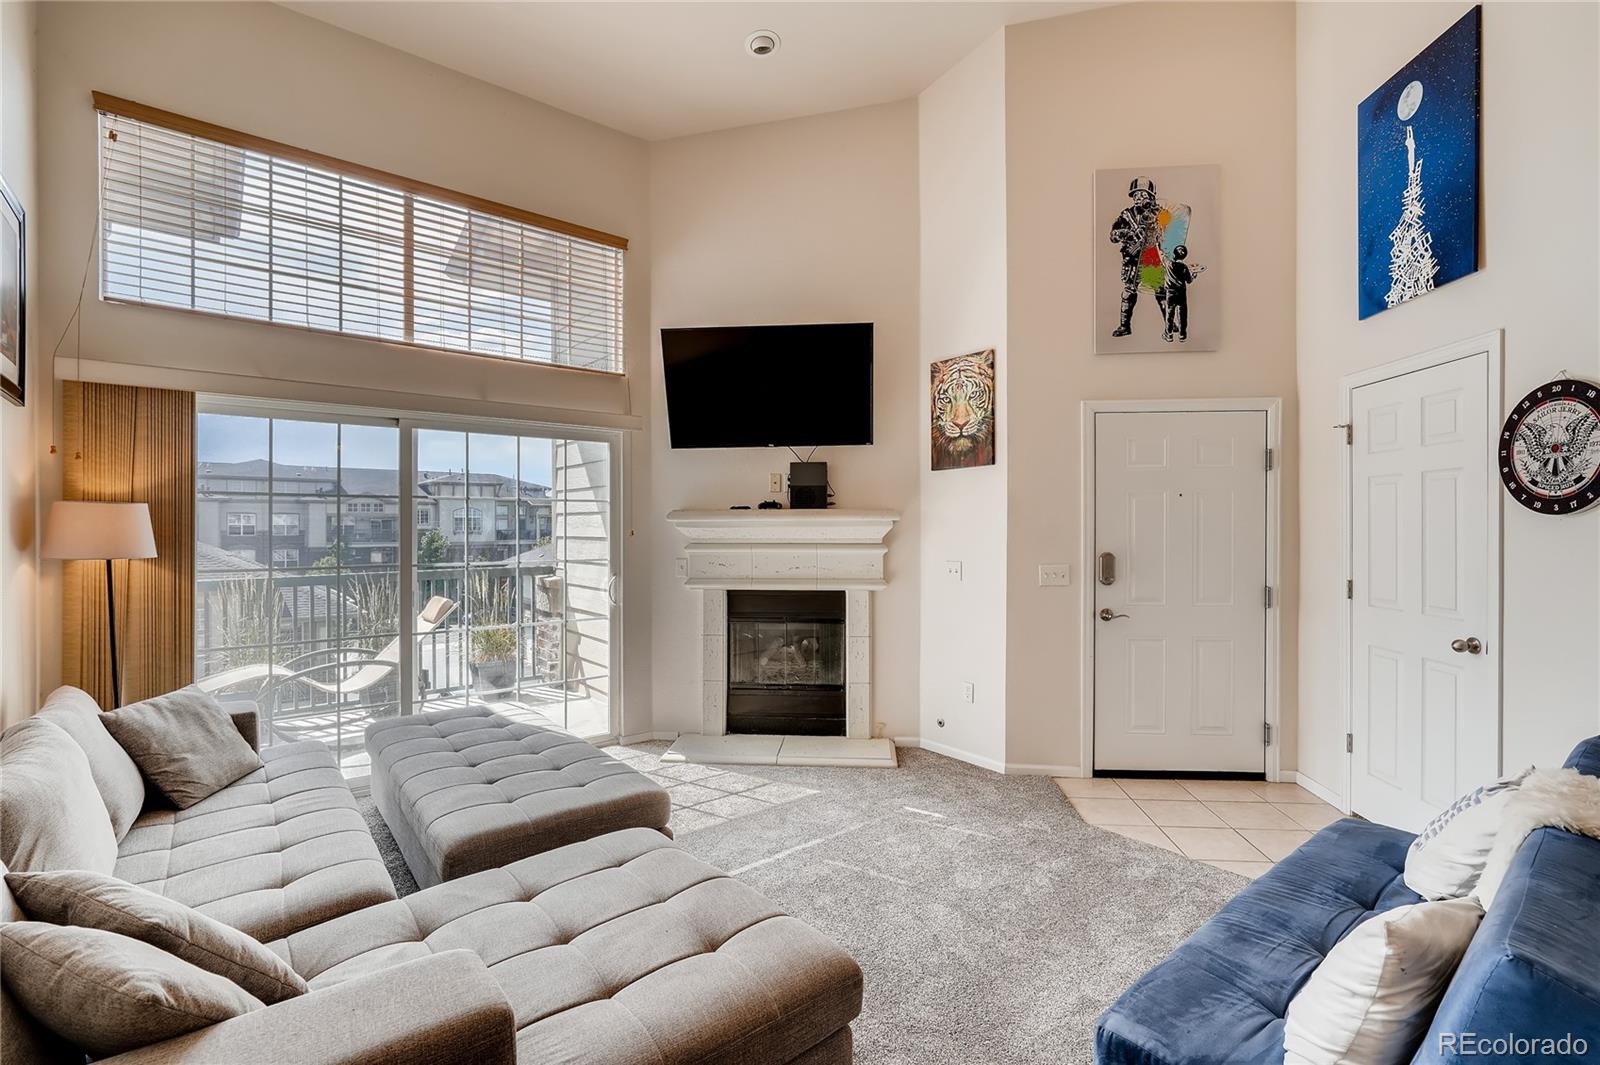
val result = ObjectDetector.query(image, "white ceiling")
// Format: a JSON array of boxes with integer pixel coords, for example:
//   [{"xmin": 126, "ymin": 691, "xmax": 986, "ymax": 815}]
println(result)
[{"xmin": 283, "ymin": 2, "xmax": 1095, "ymax": 141}]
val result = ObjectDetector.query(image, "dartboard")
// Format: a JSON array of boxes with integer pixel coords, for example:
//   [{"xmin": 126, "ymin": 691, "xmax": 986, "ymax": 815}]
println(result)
[{"xmin": 1499, "ymin": 378, "xmax": 1600, "ymax": 514}]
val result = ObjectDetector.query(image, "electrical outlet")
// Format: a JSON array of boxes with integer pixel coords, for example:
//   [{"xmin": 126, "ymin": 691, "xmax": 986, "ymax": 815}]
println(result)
[
  {"xmin": 674, "ymin": 558, "xmax": 687, "ymax": 577},
  {"xmin": 873, "ymin": 722, "xmax": 885, "ymax": 739},
  {"xmin": 961, "ymin": 682, "xmax": 975, "ymax": 703},
  {"xmin": 769, "ymin": 473, "xmax": 783, "ymax": 494},
  {"xmin": 945, "ymin": 560, "xmax": 963, "ymax": 581},
  {"xmin": 1038, "ymin": 564, "xmax": 1072, "ymax": 587}
]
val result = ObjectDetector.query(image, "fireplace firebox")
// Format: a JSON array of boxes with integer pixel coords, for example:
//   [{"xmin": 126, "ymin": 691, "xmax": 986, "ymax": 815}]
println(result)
[{"xmin": 726, "ymin": 591, "xmax": 846, "ymax": 736}]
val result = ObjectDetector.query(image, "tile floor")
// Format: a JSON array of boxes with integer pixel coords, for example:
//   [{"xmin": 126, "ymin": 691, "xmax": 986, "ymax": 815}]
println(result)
[
  {"xmin": 602, "ymin": 743, "xmax": 819, "ymax": 835},
  {"xmin": 1053, "ymin": 776, "xmax": 1344, "ymax": 879}
]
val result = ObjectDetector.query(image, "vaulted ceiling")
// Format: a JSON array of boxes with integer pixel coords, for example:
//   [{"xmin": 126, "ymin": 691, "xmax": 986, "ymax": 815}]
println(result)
[{"xmin": 284, "ymin": 2, "xmax": 1096, "ymax": 140}]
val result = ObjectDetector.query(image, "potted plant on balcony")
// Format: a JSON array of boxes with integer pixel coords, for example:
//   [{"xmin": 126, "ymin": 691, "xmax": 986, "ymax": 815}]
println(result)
[{"xmin": 469, "ymin": 627, "xmax": 518, "ymax": 694}]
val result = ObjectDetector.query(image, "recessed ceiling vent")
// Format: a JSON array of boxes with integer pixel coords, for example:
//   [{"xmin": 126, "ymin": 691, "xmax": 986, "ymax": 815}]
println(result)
[{"xmin": 745, "ymin": 30, "xmax": 781, "ymax": 57}]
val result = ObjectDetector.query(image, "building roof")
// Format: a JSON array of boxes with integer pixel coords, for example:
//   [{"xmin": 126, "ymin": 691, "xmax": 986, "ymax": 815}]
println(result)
[
  {"xmin": 198, "ymin": 459, "xmax": 548, "ymax": 497},
  {"xmin": 196, "ymin": 541, "xmax": 268, "ymax": 577}
]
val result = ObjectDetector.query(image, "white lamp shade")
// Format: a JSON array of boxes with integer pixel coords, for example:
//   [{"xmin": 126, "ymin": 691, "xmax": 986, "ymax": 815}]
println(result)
[{"xmin": 41, "ymin": 501, "xmax": 158, "ymax": 561}]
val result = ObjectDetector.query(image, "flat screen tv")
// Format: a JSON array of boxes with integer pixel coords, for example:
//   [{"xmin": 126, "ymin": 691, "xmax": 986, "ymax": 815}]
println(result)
[{"xmin": 661, "ymin": 323, "xmax": 873, "ymax": 449}]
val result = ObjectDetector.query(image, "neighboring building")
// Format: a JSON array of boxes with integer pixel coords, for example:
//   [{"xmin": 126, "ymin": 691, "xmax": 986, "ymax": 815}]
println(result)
[{"xmin": 196, "ymin": 460, "xmax": 552, "ymax": 567}]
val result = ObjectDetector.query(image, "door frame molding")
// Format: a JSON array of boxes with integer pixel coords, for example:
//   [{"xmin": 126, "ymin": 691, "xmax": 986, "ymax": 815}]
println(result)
[
  {"xmin": 1079, "ymin": 397, "xmax": 1285, "ymax": 781},
  {"xmin": 1339, "ymin": 330, "xmax": 1503, "ymax": 815}
]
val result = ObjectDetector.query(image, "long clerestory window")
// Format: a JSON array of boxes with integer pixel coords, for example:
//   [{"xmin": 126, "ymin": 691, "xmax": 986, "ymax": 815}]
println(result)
[{"xmin": 96, "ymin": 94, "xmax": 627, "ymax": 374}]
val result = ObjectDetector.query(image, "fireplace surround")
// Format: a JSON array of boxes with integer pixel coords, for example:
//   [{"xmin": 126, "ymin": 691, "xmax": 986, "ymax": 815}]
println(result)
[{"xmin": 667, "ymin": 508, "xmax": 899, "ymax": 741}]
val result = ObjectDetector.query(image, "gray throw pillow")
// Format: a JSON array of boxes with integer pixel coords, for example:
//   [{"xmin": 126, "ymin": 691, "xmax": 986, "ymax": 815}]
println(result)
[
  {"xmin": 101, "ymin": 686, "xmax": 262, "ymax": 808},
  {"xmin": 0, "ymin": 717, "xmax": 119, "ymax": 875},
  {"xmin": 6, "ymin": 869, "xmax": 307, "ymax": 1004},
  {"xmin": 0, "ymin": 921, "xmax": 262, "ymax": 1057},
  {"xmin": 36, "ymin": 686, "xmax": 147, "ymax": 839}
]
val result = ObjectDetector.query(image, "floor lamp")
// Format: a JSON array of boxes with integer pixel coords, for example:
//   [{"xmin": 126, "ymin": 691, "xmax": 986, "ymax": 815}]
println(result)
[{"xmin": 42, "ymin": 501, "xmax": 158, "ymax": 709}]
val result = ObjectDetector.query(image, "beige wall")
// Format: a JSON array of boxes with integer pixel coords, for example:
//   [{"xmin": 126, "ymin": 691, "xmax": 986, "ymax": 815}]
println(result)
[
  {"xmin": 1003, "ymin": 2, "xmax": 1301, "ymax": 773},
  {"xmin": 647, "ymin": 101, "xmax": 922, "ymax": 740},
  {"xmin": 917, "ymin": 32, "xmax": 1009, "ymax": 767},
  {"xmin": 1296, "ymin": 2, "xmax": 1600, "ymax": 793},
  {"xmin": 0, "ymin": 0, "xmax": 41, "ymax": 727},
  {"xmin": 33, "ymin": 2, "xmax": 657, "ymax": 730}
]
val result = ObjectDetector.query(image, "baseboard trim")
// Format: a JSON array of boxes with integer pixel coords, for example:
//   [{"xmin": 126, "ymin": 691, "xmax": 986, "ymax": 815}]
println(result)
[
  {"xmin": 1005, "ymin": 762, "xmax": 1081, "ymax": 777},
  {"xmin": 620, "ymin": 731, "xmax": 679, "ymax": 745},
  {"xmin": 893, "ymin": 739, "xmax": 1078, "ymax": 777},
  {"xmin": 1285, "ymin": 771, "xmax": 1344, "ymax": 809},
  {"xmin": 900, "ymin": 737, "xmax": 1008, "ymax": 774}
]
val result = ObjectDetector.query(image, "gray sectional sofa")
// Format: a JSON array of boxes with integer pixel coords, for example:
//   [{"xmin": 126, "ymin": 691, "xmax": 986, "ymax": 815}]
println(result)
[{"xmin": 0, "ymin": 687, "xmax": 863, "ymax": 1064}]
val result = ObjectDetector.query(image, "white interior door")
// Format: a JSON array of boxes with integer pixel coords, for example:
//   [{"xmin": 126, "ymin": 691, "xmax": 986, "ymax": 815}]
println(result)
[
  {"xmin": 1349, "ymin": 353, "xmax": 1497, "ymax": 831},
  {"xmin": 1093, "ymin": 410, "xmax": 1269, "ymax": 773}
]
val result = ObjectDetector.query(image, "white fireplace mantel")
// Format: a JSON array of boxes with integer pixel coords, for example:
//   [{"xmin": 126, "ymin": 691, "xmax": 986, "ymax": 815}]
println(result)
[
  {"xmin": 667, "ymin": 508, "xmax": 899, "ymax": 739},
  {"xmin": 665, "ymin": 508, "xmax": 899, "ymax": 590}
]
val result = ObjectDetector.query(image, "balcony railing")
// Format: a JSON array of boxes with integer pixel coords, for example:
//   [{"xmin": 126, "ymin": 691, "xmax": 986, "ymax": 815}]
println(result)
[{"xmin": 195, "ymin": 564, "xmax": 587, "ymax": 771}]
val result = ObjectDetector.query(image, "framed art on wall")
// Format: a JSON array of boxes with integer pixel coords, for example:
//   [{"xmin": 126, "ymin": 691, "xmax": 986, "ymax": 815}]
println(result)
[
  {"xmin": 1093, "ymin": 165, "xmax": 1219, "ymax": 355},
  {"xmin": 930, "ymin": 349, "xmax": 995, "ymax": 471},
  {"xmin": 1357, "ymin": 6, "xmax": 1481, "ymax": 319},
  {"xmin": 1, "ymin": 172, "xmax": 23, "ymax": 407}
]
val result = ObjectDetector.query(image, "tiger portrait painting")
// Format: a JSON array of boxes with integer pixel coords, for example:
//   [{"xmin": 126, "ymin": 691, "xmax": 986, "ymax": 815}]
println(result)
[{"xmin": 930, "ymin": 349, "xmax": 996, "ymax": 471}]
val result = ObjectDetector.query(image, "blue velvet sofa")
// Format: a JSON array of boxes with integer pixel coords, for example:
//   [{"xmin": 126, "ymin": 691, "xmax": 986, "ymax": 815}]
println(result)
[{"xmin": 1096, "ymin": 736, "xmax": 1600, "ymax": 1065}]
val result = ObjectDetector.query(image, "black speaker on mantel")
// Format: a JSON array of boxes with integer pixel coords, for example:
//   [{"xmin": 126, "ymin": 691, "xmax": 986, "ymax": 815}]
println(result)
[{"xmin": 789, "ymin": 462, "xmax": 828, "ymax": 510}]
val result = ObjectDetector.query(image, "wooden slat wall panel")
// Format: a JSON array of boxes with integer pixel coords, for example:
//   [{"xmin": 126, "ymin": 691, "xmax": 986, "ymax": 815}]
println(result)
[{"xmin": 62, "ymin": 383, "xmax": 195, "ymax": 706}]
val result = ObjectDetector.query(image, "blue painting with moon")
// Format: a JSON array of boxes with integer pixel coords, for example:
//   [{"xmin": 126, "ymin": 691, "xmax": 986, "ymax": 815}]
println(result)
[{"xmin": 1356, "ymin": 6, "xmax": 1480, "ymax": 320}]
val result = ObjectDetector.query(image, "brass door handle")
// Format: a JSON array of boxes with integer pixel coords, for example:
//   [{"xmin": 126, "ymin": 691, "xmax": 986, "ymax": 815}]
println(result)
[
  {"xmin": 1099, "ymin": 608, "xmax": 1129, "ymax": 621},
  {"xmin": 1450, "ymin": 637, "xmax": 1483, "ymax": 655}
]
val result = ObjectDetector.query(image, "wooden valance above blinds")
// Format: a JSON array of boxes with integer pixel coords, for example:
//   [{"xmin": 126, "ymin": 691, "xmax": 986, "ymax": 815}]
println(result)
[{"xmin": 91, "ymin": 93, "xmax": 628, "ymax": 250}]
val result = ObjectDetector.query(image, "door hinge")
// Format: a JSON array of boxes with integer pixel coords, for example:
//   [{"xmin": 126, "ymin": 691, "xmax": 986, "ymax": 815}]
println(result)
[
  {"xmin": 1264, "ymin": 447, "xmax": 1275, "ymax": 472},
  {"xmin": 1334, "ymin": 422, "xmax": 1352, "ymax": 445},
  {"xmin": 1263, "ymin": 722, "xmax": 1273, "ymax": 747},
  {"xmin": 1345, "ymin": 733, "xmax": 1354, "ymax": 754},
  {"xmin": 1263, "ymin": 585, "xmax": 1274, "ymax": 609},
  {"xmin": 1346, "ymin": 578, "xmax": 1353, "ymax": 599}
]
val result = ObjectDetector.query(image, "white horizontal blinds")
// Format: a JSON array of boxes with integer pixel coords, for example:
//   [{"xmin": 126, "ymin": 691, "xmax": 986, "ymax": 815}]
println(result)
[
  {"xmin": 98, "ymin": 108, "xmax": 625, "ymax": 373},
  {"xmin": 413, "ymin": 199, "xmax": 624, "ymax": 370}
]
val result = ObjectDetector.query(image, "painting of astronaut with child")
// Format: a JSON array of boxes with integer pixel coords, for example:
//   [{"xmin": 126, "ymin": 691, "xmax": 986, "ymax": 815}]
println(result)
[{"xmin": 1093, "ymin": 165, "xmax": 1219, "ymax": 354}]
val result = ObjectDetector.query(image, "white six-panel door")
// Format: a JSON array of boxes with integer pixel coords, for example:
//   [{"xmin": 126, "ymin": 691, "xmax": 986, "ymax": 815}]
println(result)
[
  {"xmin": 1349, "ymin": 352, "xmax": 1497, "ymax": 831},
  {"xmin": 1093, "ymin": 411, "xmax": 1269, "ymax": 773}
]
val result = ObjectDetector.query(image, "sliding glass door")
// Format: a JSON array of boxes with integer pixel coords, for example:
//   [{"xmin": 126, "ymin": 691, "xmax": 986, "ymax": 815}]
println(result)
[
  {"xmin": 194, "ymin": 402, "xmax": 619, "ymax": 775},
  {"xmin": 409, "ymin": 428, "xmax": 615, "ymax": 738}
]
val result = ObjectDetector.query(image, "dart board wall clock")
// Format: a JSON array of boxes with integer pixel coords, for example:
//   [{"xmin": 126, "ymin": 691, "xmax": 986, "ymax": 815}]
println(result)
[{"xmin": 1499, "ymin": 377, "xmax": 1600, "ymax": 514}]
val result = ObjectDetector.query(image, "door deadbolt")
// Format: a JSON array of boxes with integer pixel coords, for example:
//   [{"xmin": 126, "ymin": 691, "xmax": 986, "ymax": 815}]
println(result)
[
  {"xmin": 1450, "ymin": 637, "xmax": 1483, "ymax": 655},
  {"xmin": 1097, "ymin": 552, "xmax": 1117, "ymax": 586}
]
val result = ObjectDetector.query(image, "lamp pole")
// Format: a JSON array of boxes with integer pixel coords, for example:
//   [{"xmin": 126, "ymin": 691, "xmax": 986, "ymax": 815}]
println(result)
[{"xmin": 105, "ymin": 557, "xmax": 122, "ymax": 708}]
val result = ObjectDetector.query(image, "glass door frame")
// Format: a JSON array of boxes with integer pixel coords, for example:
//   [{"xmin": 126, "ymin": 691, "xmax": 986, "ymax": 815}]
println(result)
[
  {"xmin": 197, "ymin": 394, "xmax": 627, "ymax": 747},
  {"xmin": 396, "ymin": 413, "xmax": 625, "ymax": 741}
]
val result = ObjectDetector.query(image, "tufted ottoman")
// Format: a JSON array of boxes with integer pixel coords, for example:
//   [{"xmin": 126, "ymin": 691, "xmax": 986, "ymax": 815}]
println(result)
[
  {"xmin": 366, "ymin": 705, "xmax": 671, "ymax": 889},
  {"xmin": 269, "ymin": 828, "xmax": 863, "ymax": 1065}
]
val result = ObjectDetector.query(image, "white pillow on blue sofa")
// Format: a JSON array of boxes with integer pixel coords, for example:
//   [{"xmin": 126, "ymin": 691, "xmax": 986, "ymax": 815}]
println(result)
[
  {"xmin": 1403, "ymin": 767, "xmax": 1533, "ymax": 900},
  {"xmin": 1283, "ymin": 897, "xmax": 1483, "ymax": 1065}
]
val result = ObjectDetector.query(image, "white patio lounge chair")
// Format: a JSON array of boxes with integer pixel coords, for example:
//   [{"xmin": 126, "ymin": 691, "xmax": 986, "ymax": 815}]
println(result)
[{"xmin": 197, "ymin": 595, "xmax": 458, "ymax": 707}]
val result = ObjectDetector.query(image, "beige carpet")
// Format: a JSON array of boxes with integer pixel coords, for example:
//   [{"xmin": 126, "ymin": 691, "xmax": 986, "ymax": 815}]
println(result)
[{"xmin": 361, "ymin": 744, "xmax": 1245, "ymax": 1064}]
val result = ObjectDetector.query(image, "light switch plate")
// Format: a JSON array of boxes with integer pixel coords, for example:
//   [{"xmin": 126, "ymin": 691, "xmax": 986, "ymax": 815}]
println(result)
[{"xmin": 1038, "ymin": 564, "xmax": 1071, "ymax": 587}]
